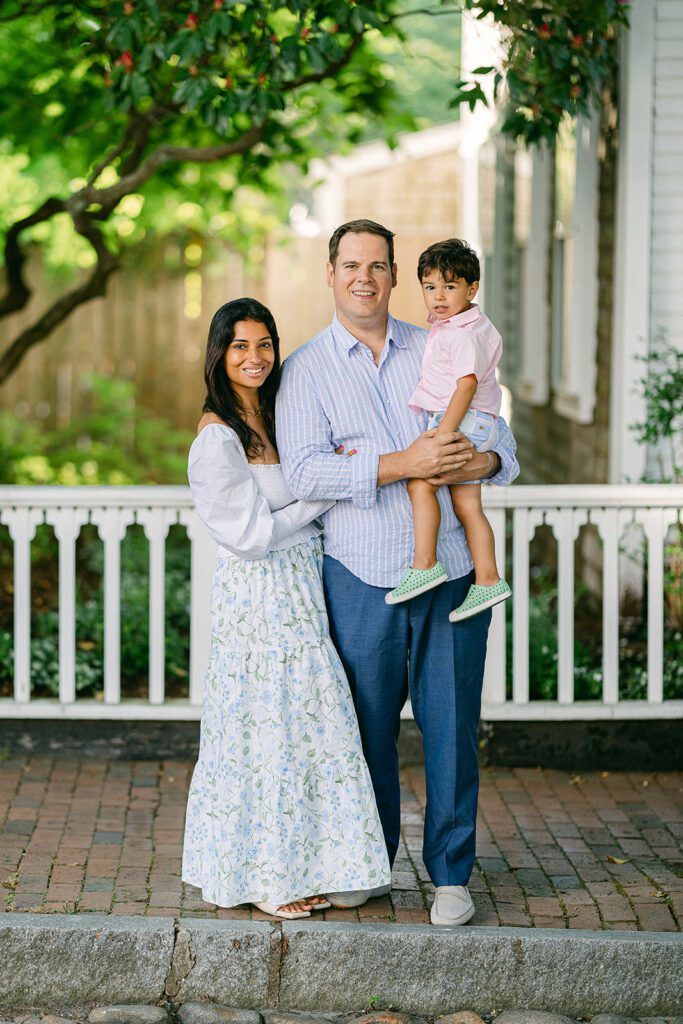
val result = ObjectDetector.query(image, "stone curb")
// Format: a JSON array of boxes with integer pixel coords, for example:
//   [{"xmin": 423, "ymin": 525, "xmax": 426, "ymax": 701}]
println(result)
[
  {"xmin": 1, "ymin": 916, "xmax": 681, "ymax": 1016},
  {"xmin": 0, "ymin": 915, "xmax": 174, "ymax": 1007}
]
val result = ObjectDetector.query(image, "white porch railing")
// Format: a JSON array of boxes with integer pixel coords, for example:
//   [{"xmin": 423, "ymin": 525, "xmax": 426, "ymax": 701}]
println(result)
[{"xmin": 0, "ymin": 484, "xmax": 681, "ymax": 722}]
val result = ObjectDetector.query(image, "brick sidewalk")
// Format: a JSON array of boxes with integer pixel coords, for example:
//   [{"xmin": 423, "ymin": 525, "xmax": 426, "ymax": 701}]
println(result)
[{"xmin": 0, "ymin": 757, "xmax": 681, "ymax": 931}]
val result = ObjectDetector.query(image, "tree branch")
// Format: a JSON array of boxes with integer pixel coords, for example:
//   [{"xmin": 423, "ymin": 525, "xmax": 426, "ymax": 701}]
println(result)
[
  {"xmin": 86, "ymin": 101, "xmax": 176, "ymax": 187},
  {"xmin": 86, "ymin": 137, "xmax": 133, "ymax": 189},
  {"xmin": 0, "ymin": 214, "xmax": 119, "ymax": 385},
  {"xmin": 397, "ymin": 5, "xmax": 460, "ymax": 17},
  {"xmin": 0, "ymin": 123, "xmax": 263, "ymax": 380},
  {"xmin": 286, "ymin": 30, "xmax": 366, "ymax": 90},
  {"xmin": 70, "ymin": 123, "xmax": 263, "ymax": 214},
  {"xmin": 0, "ymin": 197, "xmax": 65, "ymax": 318}
]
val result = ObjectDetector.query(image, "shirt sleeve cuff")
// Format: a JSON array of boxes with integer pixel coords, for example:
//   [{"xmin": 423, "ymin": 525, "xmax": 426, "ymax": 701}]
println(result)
[
  {"xmin": 351, "ymin": 451, "xmax": 380, "ymax": 509},
  {"xmin": 488, "ymin": 445, "xmax": 520, "ymax": 486}
]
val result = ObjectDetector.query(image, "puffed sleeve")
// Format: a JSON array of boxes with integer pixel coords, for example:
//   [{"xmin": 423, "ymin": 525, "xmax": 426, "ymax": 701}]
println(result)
[{"xmin": 188, "ymin": 424, "xmax": 333, "ymax": 558}]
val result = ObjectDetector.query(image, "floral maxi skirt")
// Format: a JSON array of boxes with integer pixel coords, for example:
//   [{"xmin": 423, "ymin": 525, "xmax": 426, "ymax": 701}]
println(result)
[{"xmin": 182, "ymin": 537, "xmax": 391, "ymax": 907}]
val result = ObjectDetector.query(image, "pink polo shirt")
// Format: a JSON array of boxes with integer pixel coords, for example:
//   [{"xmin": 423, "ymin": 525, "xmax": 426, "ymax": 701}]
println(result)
[{"xmin": 408, "ymin": 304, "xmax": 503, "ymax": 417}]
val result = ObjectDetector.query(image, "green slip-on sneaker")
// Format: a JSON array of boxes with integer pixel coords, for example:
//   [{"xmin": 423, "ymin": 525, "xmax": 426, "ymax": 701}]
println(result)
[
  {"xmin": 385, "ymin": 562, "xmax": 449, "ymax": 605},
  {"xmin": 448, "ymin": 579, "xmax": 512, "ymax": 622}
]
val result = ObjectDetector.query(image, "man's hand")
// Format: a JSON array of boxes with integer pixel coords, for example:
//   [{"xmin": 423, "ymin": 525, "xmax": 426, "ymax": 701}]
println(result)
[
  {"xmin": 427, "ymin": 449, "xmax": 501, "ymax": 487},
  {"xmin": 405, "ymin": 429, "xmax": 474, "ymax": 478},
  {"xmin": 378, "ymin": 429, "xmax": 474, "ymax": 487}
]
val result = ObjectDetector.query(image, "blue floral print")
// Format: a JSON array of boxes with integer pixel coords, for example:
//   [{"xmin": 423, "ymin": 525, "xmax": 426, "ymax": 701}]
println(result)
[{"xmin": 182, "ymin": 537, "xmax": 391, "ymax": 907}]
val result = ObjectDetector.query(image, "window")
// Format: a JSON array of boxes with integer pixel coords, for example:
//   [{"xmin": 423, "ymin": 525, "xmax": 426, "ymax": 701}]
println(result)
[
  {"xmin": 518, "ymin": 142, "xmax": 552, "ymax": 405},
  {"xmin": 550, "ymin": 110, "xmax": 601, "ymax": 423}
]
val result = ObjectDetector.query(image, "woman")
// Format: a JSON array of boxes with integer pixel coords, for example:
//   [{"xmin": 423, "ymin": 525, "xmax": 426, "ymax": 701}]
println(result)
[{"xmin": 182, "ymin": 298, "xmax": 390, "ymax": 919}]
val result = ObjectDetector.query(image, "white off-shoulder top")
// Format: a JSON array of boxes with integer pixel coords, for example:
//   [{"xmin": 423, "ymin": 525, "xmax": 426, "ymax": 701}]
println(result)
[{"xmin": 188, "ymin": 423, "xmax": 334, "ymax": 560}]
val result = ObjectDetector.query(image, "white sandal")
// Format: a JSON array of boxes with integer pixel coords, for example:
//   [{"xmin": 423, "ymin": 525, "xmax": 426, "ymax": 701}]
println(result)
[
  {"xmin": 252, "ymin": 901, "xmax": 311, "ymax": 920},
  {"xmin": 306, "ymin": 896, "xmax": 331, "ymax": 911}
]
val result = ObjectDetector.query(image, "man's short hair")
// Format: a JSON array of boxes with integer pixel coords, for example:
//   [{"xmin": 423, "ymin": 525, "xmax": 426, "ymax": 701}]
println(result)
[
  {"xmin": 417, "ymin": 238, "xmax": 480, "ymax": 284},
  {"xmin": 328, "ymin": 219, "xmax": 395, "ymax": 267}
]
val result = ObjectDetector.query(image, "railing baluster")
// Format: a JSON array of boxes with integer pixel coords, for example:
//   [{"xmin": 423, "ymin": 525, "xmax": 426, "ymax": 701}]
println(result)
[
  {"xmin": 179, "ymin": 508, "xmax": 217, "ymax": 707},
  {"xmin": 483, "ymin": 507, "xmax": 507, "ymax": 704},
  {"xmin": 512, "ymin": 508, "xmax": 529, "ymax": 704},
  {"xmin": 138, "ymin": 508, "xmax": 176, "ymax": 706},
  {"xmin": 546, "ymin": 509, "xmax": 586, "ymax": 704},
  {"xmin": 45, "ymin": 508, "xmax": 89, "ymax": 704},
  {"xmin": 642, "ymin": 509, "xmax": 665, "ymax": 704},
  {"xmin": 91, "ymin": 508, "xmax": 135, "ymax": 704},
  {"xmin": 592, "ymin": 508, "xmax": 620, "ymax": 704},
  {"xmin": 512, "ymin": 509, "xmax": 544, "ymax": 704},
  {"xmin": 638, "ymin": 508, "xmax": 680, "ymax": 705},
  {"xmin": 1, "ymin": 509, "xmax": 43, "ymax": 704}
]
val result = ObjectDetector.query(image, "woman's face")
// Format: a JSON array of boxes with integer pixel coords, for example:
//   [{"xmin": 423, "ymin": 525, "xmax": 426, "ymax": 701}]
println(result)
[{"xmin": 224, "ymin": 319, "xmax": 275, "ymax": 400}]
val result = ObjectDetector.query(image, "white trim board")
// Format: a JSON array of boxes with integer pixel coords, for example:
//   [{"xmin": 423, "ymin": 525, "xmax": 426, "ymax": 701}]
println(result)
[{"xmin": 609, "ymin": 0, "xmax": 655, "ymax": 483}]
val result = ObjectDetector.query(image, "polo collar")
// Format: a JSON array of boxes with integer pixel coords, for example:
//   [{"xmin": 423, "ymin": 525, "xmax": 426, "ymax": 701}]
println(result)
[{"xmin": 428, "ymin": 303, "xmax": 481, "ymax": 329}]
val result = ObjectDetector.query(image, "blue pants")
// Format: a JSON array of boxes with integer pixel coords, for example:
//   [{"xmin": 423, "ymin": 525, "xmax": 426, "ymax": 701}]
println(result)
[{"xmin": 322, "ymin": 555, "xmax": 491, "ymax": 886}]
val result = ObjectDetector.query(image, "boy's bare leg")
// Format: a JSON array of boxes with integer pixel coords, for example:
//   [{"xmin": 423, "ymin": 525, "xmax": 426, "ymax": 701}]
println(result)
[
  {"xmin": 449, "ymin": 483, "xmax": 499, "ymax": 585},
  {"xmin": 407, "ymin": 478, "xmax": 441, "ymax": 569}
]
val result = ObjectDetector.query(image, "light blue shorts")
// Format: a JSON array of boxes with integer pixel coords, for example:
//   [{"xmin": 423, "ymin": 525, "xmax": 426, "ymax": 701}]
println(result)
[{"xmin": 427, "ymin": 408, "xmax": 499, "ymax": 453}]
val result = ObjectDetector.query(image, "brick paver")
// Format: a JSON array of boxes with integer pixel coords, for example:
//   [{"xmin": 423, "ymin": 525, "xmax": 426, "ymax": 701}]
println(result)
[{"xmin": 0, "ymin": 756, "xmax": 680, "ymax": 930}]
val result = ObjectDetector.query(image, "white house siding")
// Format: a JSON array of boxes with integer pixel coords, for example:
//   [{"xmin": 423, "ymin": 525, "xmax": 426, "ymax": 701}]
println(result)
[{"xmin": 651, "ymin": 0, "xmax": 683, "ymax": 354}]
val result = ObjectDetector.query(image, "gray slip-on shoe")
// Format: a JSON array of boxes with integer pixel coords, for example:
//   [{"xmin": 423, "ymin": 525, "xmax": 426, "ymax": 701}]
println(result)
[
  {"xmin": 326, "ymin": 883, "xmax": 392, "ymax": 908},
  {"xmin": 430, "ymin": 885, "xmax": 474, "ymax": 926}
]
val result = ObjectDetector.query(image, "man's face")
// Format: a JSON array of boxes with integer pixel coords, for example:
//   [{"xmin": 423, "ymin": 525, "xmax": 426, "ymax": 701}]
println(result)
[{"xmin": 327, "ymin": 231, "xmax": 397, "ymax": 329}]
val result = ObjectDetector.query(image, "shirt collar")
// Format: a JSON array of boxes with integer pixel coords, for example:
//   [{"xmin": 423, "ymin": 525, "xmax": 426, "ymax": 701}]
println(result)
[
  {"xmin": 332, "ymin": 313, "xmax": 406, "ymax": 354},
  {"xmin": 428, "ymin": 303, "xmax": 481, "ymax": 329}
]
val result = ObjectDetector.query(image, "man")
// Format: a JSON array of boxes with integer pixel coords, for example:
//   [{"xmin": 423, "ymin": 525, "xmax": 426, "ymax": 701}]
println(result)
[{"xmin": 276, "ymin": 219, "xmax": 519, "ymax": 925}]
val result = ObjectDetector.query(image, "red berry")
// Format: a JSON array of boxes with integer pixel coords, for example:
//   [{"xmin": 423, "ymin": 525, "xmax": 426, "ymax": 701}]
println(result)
[
  {"xmin": 570, "ymin": 33, "xmax": 584, "ymax": 48},
  {"xmin": 184, "ymin": 13, "xmax": 198, "ymax": 30},
  {"xmin": 538, "ymin": 22, "xmax": 552, "ymax": 39},
  {"xmin": 270, "ymin": 34, "xmax": 279, "ymax": 43},
  {"xmin": 123, "ymin": 2, "xmax": 134, "ymax": 14},
  {"xmin": 569, "ymin": 84, "xmax": 581, "ymax": 98},
  {"xmin": 117, "ymin": 50, "xmax": 134, "ymax": 72},
  {"xmin": 213, "ymin": 0, "xmax": 223, "ymax": 7},
  {"xmin": 301, "ymin": 27, "xmax": 311, "ymax": 39}
]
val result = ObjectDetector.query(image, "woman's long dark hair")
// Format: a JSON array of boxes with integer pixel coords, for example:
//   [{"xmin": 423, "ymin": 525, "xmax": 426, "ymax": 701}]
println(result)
[{"xmin": 202, "ymin": 297, "xmax": 282, "ymax": 459}]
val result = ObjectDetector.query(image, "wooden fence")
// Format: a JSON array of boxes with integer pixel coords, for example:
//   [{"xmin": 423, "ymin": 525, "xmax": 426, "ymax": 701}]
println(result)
[{"xmin": 1, "ymin": 234, "xmax": 438, "ymax": 433}]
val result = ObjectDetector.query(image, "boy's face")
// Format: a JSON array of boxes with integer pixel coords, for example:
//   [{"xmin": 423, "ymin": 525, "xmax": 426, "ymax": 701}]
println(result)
[{"xmin": 421, "ymin": 268, "xmax": 479, "ymax": 321}]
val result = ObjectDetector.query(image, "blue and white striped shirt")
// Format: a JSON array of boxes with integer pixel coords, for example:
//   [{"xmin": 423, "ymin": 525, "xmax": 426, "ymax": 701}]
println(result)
[{"xmin": 276, "ymin": 314, "xmax": 519, "ymax": 588}]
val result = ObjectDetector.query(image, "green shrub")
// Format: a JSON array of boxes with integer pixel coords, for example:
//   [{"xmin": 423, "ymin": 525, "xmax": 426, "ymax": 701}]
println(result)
[
  {"xmin": 507, "ymin": 564, "xmax": 683, "ymax": 702},
  {"xmin": 0, "ymin": 374, "xmax": 193, "ymax": 485}
]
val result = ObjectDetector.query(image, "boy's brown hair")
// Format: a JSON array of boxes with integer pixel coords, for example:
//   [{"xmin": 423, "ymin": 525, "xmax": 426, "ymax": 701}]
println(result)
[{"xmin": 417, "ymin": 238, "xmax": 480, "ymax": 284}]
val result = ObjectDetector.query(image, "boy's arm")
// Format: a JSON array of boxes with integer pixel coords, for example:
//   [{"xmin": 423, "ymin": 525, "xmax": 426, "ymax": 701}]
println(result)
[{"xmin": 434, "ymin": 373, "xmax": 477, "ymax": 434}]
